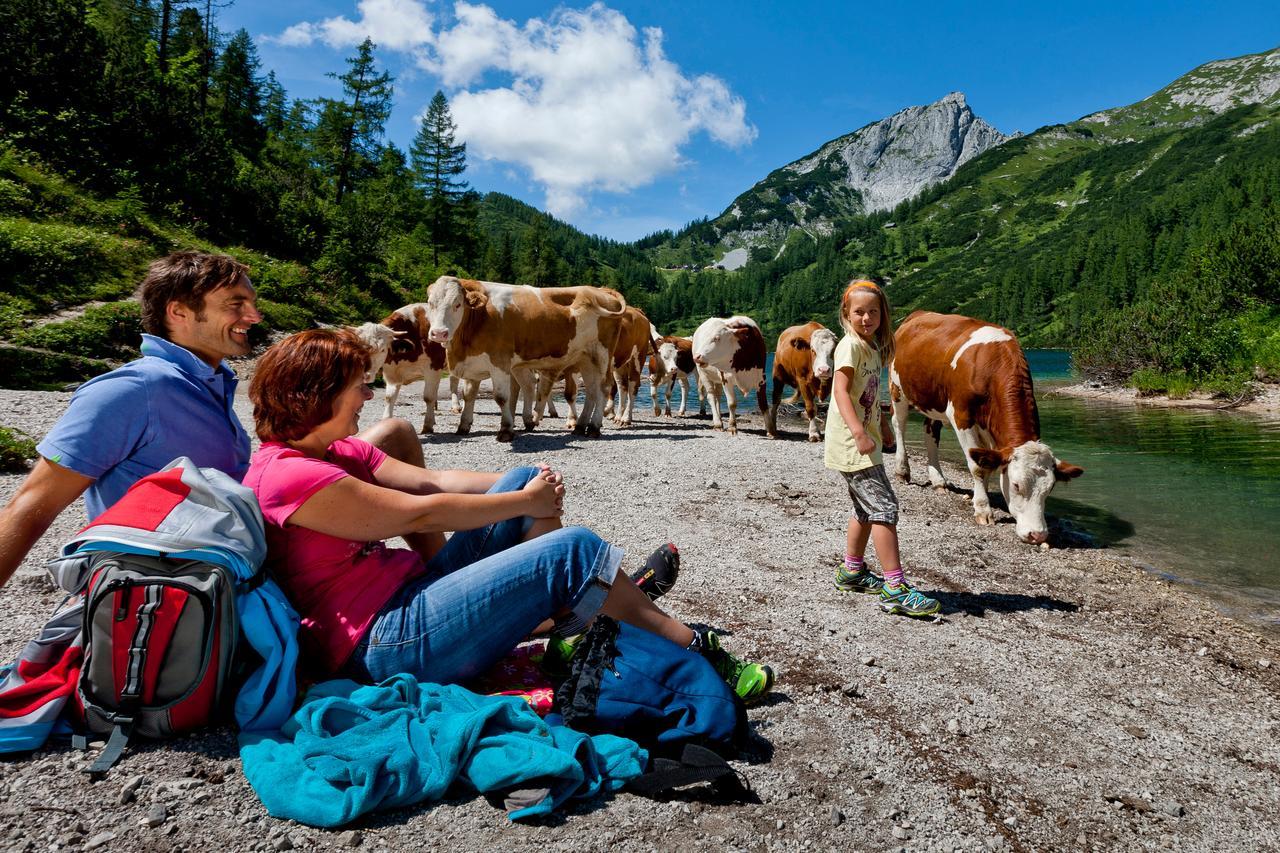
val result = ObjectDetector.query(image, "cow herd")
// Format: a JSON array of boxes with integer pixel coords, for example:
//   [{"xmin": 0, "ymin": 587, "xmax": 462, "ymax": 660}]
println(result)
[{"xmin": 352, "ymin": 275, "xmax": 1082, "ymax": 544}]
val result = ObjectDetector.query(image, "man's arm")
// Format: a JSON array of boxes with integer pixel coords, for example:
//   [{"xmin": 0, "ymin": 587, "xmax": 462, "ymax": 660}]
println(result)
[{"xmin": 0, "ymin": 458, "xmax": 94, "ymax": 589}]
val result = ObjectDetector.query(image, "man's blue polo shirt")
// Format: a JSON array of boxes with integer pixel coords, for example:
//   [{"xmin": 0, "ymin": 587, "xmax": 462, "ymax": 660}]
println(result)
[{"xmin": 36, "ymin": 334, "xmax": 252, "ymax": 520}]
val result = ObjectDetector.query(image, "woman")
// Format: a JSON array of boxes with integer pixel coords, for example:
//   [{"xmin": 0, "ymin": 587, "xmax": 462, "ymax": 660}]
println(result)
[{"xmin": 243, "ymin": 329, "xmax": 774, "ymax": 704}]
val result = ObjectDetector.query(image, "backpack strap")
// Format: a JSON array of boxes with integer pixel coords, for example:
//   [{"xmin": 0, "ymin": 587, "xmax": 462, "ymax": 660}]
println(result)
[
  {"xmin": 626, "ymin": 744, "xmax": 754, "ymax": 802},
  {"xmin": 84, "ymin": 720, "xmax": 133, "ymax": 777}
]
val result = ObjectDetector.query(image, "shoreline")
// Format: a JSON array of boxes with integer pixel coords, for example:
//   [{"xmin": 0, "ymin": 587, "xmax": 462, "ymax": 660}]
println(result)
[
  {"xmin": 1, "ymin": 389, "xmax": 1278, "ymax": 851},
  {"xmin": 1050, "ymin": 380, "xmax": 1280, "ymax": 419}
]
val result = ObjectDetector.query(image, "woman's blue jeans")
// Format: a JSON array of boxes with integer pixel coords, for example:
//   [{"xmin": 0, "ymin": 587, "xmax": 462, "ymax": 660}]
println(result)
[{"xmin": 352, "ymin": 466, "xmax": 623, "ymax": 684}]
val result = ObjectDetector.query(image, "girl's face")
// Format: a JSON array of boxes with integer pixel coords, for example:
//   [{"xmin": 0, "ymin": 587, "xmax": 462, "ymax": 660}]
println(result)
[{"xmin": 845, "ymin": 290, "xmax": 882, "ymax": 340}]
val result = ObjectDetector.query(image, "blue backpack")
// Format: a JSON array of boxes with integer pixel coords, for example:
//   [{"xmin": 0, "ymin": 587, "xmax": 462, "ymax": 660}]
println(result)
[{"xmin": 552, "ymin": 617, "xmax": 747, "ymax": 754}]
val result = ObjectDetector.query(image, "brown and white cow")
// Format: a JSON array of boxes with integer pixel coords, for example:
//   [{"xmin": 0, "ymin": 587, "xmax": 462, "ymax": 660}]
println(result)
[
  {"xmin": 888, "ymin": 311, "xmax": 1084, "ymax": 543},
  {"xmin": 603, "ymin": 307, "xmax": 653, "ymax": 427},
  {"xmin": 649, "ymin": 334, "xmax": 700, "ymax": 417},
  {"xmin": 691, "ymin": 315, "xmax": 768, "ymax": 435},
  {"xmin": 352, "ymin": 308, "xmax": 453, "ymax": 434},
  {"xmin": 424, "ymin": 276, "xmax": 626, "ymax": 441},
  {"xmin": 766, "ymin": 321, "xmax": 837, "ymax": 442}
]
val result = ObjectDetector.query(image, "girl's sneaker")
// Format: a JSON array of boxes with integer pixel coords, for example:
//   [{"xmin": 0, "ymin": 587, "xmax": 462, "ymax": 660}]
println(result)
[
  {"xmin": 835, "ymin": 565, "xmax": 884, "ymax": 594},
  {"xmin": 631, "ymin": 543, "xmax": 680, "ymax": 601},
  {"xmin": 878, "ymin": 582, "xmax": 942, "ymax": 618},
  {"xmin": 699, "ymin": 630, "xmax": 775, "ymax": 706}
]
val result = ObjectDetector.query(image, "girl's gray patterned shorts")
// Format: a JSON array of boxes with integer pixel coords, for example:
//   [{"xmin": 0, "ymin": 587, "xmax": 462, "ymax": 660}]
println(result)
[{"xmin": 840, "ymin": 464, "xmax": 899, "ymax": 525}]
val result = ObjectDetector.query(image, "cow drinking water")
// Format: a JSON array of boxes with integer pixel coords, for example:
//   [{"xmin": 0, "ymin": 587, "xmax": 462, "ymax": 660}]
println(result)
[{"xmin": 888, "ymin": 311, "xmax": 1083, "ymax": 543}]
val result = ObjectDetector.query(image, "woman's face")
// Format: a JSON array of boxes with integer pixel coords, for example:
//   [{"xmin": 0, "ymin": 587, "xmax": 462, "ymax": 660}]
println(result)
[{"xmin": 324, "ymin": 373, "xmax": 374, "ymax": 441}]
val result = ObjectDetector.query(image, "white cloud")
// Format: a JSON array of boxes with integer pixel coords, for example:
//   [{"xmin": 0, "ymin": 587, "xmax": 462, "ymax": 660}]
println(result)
[
  {"xmin": 422, "ymin": 3, "xmax": 756, "ymax": 216},
  {"xmin": 267, "ymin": 0, "xmax": 436, "ymax": 52}
]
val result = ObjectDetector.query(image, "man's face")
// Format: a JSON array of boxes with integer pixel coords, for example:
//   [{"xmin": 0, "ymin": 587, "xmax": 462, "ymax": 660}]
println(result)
[{"xmin": 171, "ymin": 275, "xmax": 262, "ymax": 367}]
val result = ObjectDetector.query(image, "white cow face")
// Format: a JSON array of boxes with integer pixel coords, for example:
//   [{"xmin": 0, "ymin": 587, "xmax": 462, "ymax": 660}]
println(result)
[
  {"xmin": 975, "ymin": 441, "xmax": 1084, "ymax": 544},
  {"xmin": 658, "ymin": 341, "xmax": 681, "ymax": 375},
  {"xmin": 351, "ymin": 322, "xmax": 396, "ymax": 382},
  {"xmin": 692, "ymin": 320, "xmax": 740, "ymax": 369},
  {"xmin": 425, "ymin": 276, "xmax": 471, "ymax": 344},
  {"xmin": 810, "ymin": 328, "xmax": 837, "ymax": 378}
]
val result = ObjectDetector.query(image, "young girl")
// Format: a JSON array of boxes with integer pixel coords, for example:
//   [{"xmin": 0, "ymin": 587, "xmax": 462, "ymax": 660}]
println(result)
[{"xmin": 824, "ymin": 279, "xmax": 940, "ymax": 618}]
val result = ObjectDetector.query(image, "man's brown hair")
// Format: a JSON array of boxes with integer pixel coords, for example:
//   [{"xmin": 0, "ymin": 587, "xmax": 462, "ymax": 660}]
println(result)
[
  {"xmin": 250, "ymin": 329, "xmax": 372, "ymax": 443},
  {"xmin": 138, "ymin": 251, "xmax": 250, "ymax": 337}
]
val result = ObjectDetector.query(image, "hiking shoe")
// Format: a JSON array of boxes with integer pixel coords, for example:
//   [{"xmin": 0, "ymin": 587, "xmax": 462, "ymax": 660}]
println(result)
[
  {"xmin": 631, "ymin": 542, "xmax": 680, "ymax": 601},
  {"xmin": 540, "ymin": 632, "xmax": 582, "ymax": 679},
  {"xmin": 878, "ymin": 582, "xmax": 942, "ymax": 618},
  {"xmin": 700, "ymin": 630, "xmax": 775, "ymax": 706},
  {"xmin": 835, "ymin": 565, "xmax": 884, "ymax": 594}
]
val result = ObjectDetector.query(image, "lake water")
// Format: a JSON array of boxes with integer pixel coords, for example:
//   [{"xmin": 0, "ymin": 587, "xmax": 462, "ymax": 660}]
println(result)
[{"xmin": 634, "ymin": 351, "xmax": 1280, "ymax": 627}]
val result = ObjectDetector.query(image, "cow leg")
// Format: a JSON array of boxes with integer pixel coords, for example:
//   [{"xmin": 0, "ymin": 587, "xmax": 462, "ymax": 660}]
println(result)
[
  {"xmin": 420, "ymin": 370, "xmax": 440, "ymax": 434},
  {"xmin": 576, "ymin": 364, "xmax": 606, "ymax": 438},
  {"xmin": 676, "ymin": 374, "xmax": 687, "ymax": 417},
  {"xmin": 512, "ymin": 368, "xmax": 537, "ymax": 431},
  {"xmin": 493, "ymin": 372, "xmax": 516, "ymax": 443},
  {"xmin": 603, "ymin": 375, "xmax": 616, "ymax": 419},
  {"xmin": 564, "ymin": 373, "xmax": 579, "ymax": 430},
  {"xmin": 383, "ymin": 380, "xmax": 402, "ymax": 421},
  {"xmin": 948, "ymin": 419, "xmax": 994, "ymax": 524},
  {"xmin": 766, "ymin": 374, "xmax": 785, "ymax": 439},
  {"xmin": 800, "ymin": 381, "xmax": 820, "ymax": 443},
  {"xmin": 533, "ymin": 372, "xmax": 553, "ymax": 425},
  {"xmin": 722, "ymin": 373, "xmax": 740, "ymax": 436},
  {"xmin": 457, "ymin": 379, "xmax": 480, "ymax": 434},
  {"xmin": 890, "ymin": 383, "xmax": 911, "ymax": 481},
  {"xmin": 923, "ymin": 418, "xmax": 946, "ymax": 492},
  {"xmin": 449, "ymin": 375, "xmax": 462, "ymax": 414},
  {"xmin": 698, "ymin": 367, "xmax": 723, "ymax": 429}
]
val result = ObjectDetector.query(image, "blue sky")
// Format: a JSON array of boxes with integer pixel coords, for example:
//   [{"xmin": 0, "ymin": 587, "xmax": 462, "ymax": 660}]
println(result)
[{"xmin": 221, "ymin": 1, "xmax": 1280, "ymax": 241}]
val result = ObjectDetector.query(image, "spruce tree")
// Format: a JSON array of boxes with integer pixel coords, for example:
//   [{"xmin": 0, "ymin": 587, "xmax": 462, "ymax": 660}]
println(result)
[
  {"xmin": 315, "ymin": 38, "xmax": 393, "ymax": 204},
  {"xmin": 411, "ymin": 90, "xmax": 469, "ymax": 265}
]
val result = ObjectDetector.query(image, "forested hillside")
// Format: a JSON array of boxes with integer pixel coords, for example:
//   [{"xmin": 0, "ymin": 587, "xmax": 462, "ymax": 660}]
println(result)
[{"xmin": 0, "ymin": 0, "xmax": 659, "ymax": 389}]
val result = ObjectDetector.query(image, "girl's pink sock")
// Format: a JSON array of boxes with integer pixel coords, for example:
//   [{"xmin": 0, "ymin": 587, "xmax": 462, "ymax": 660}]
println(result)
[
  {"xmin": 884, "ymin": 566, "xmax": 905, "ymax": 587},
  {"xmin": 843, "ymin": 554, "xmax": 864, "ymax": 572}
]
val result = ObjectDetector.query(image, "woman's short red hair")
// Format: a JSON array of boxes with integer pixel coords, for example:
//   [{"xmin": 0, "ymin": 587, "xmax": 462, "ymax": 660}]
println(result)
[{"xmin": 250, "ymin": 328, "xmax": 371, "ymax": 442}]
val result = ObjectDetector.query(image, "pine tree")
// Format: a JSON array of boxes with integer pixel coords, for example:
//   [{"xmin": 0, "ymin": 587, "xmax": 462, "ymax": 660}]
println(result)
[
  {"xmin": 315, "ymin": 38, "xmax": 394, "ymax": 204},
  {"xmin": 411, "ymin": 90, "xmax": 469, "ymax": 265},
  {"xmin": 214, "ymin": 29, "xmax": 264, "ymax": 155}
]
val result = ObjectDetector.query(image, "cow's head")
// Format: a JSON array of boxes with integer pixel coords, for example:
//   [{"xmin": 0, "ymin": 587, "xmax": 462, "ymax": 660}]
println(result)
[
  {"xmin": 657, "ymin": 340, "xmax": 682, "ymax": 375},
  {"xmin": 968, "ymin": 442, "xmax": 1084, "ymax": 544},
  {"xmin": 808, "ymin": 328, "xmax": 837, "ymax": 379},
  {"xmin": 692, "ymin": 317, "xmax": 753, "ymax": 369},
  {"xmin": 350, "ymin": 321, "xmax": 400, "ymax": 382},
  {"xmin": 425, "ymin": 276, "xmax": 485, "ymax": 343}
]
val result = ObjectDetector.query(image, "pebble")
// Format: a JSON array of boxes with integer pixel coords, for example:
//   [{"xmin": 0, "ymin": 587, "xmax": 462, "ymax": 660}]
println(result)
[
  {"xmin": 862, "ymin": 656, "xmax": 876, "ymax": 667},
  {"xmin": 118, "ymin": 775, "xmax": 145, "ymax": 805},
  {"xmin": 273, "ymin": 836, "xmax": 295, "ymax": 851},
  {"xmin": 1161, "ymin": 801, "xmax": 1185, "ymax": 818},
  {"xmin": 776, "ymin": 819, "xmax": 784, "ymax": 830},
  {"xmin": 830, "ymin": 807, "xmax": 844, "ymax": 826},
  {"xmin": 142, "ymin": 803, "xmax": 167, "ymax": 828},
  {"xmin": 1260, "ymin": 659, "xmax": 1272, "ymax": 669},
  {"xmin": 85, "ymin": 832, "xmax": 117, "ymax": 851},
  {"xmin": 841, "ymin": 682, "xmax": 861, "ymax": 697},
  {"xmin": 947, "ymin": 718, "xmax": 961, "ymax": 734},
  {"xmin": 1040, "ymin": 542, "xmax": 1050, "ymax": 551},
  {"xmin": 1197, "ymin": 647, "xmax": 1208, "ymax": 657},
  {"xmin": 892, "ymin": 826, "xmax": 910, "ymax": 840},
  {"xmin": 337, "ymin": 829, "xmax": 364, "ymax": 846},
  {"xmin": 705, "ymin": 479, "xmax": 719, "ymax": 489}
]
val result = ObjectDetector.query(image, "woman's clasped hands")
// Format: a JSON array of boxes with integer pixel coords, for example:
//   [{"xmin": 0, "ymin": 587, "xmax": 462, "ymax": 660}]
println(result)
[{"xmin": 523, "ymin": 462, "xmax": 565, "ymax": 517}]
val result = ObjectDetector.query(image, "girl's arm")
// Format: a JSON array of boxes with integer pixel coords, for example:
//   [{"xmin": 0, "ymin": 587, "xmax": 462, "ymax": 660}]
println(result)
[
  {"xmin": 833, "ymin": 368, "xmax": 876, "ymax": 456},
  {"xmin": 371, "ymin": 454, "xmax": 501, "ymax": 495},
  {"xmin": 285, "ymin": 472, "xmax": 563, "ymax": 541}
]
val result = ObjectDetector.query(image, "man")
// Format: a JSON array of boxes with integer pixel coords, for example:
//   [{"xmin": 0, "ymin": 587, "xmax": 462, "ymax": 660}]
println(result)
[{"xmin": 0, "ymin": 251, "xmax": 424, "ymax": 589}]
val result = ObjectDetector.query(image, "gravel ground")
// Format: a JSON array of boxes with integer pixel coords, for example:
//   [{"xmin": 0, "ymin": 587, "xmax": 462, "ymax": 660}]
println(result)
[{"xmin": 2, "ymin": 384, "xmax": 1279, "ymax": 853}]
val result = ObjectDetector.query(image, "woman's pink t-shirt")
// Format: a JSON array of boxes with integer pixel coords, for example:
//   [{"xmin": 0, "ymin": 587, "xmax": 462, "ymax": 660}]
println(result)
[{"xmin": 244, "ymin": 437, "xmax": 425, "ymax": 673}]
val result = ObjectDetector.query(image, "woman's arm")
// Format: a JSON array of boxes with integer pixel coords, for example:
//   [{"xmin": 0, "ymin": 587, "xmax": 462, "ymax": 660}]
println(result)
[
  {"xmin": 833, "ymin": 369, "xmax": 876, "ymax": 456},
  {"xmin": 370, "ymin": 453, "xmax": 502, "ymax": 495},
  {"xmin": 286, "ymin": 471, "xmax": 563, "ymax": 541}
]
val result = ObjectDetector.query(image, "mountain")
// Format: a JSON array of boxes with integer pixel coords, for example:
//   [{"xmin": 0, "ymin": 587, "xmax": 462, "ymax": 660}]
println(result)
[{"xmin": 655, "ymin": 93, "xmax": 1009, "ymax": 267}]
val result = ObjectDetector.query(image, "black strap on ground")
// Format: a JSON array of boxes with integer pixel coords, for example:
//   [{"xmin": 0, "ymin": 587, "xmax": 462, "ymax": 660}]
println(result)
[
  {"xmin": 84, "ymin": 723, "xmax": 131, "ymax": 776},
  {"xmin": 626, "ymin": 744, "xmax": 753, "ymax": 801}
]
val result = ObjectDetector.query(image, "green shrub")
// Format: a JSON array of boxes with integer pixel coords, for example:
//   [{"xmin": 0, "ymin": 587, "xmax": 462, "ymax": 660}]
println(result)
[
  {"xmin": 0, "ymin": 345, "xmax": 113, "ymax": 390},
  {"xmin": 13, "ymin": 301, "xmax": 141, "ymax": 360},
  {"xmin": 256, "ymin": 298, "xmax": 314, "ymax": 333},
  {"xmin": 0, "ymin": 217, "xmax": 150, "ymax": 310},
  {"xmin": 0, "ymin": 425, "xmax": 38, "ymax": 472}
]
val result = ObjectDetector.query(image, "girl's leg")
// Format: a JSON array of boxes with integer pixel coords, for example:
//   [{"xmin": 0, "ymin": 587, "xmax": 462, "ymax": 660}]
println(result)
[
  {"xmin": 598, "ymin": 570, "xmax": 694, "ymax": 647},
  {"xmin": 846, "ymin": 515, "xmax": 872, "ymax": 559},
  {"xmin": 870, "ymin": 522, "xmax": 903, "ymax": 586}
]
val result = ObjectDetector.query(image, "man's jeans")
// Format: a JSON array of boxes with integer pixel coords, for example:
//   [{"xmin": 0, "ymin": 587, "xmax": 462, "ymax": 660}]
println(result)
[{"xmin": 352, "ymin": 466, "xmax": 623, "ymax": 684}]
